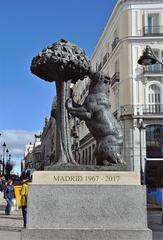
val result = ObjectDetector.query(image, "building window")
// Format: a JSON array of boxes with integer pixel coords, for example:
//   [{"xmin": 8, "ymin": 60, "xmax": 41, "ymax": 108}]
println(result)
[
  {"xmin": 110, "ymin": 60, "xmax": 120, "ymax": 87},
  {"xmin": 148, "ymin": 13, "xmax": 159, "ymax": 24},
  {"xmin": 78, "ymin": 153, "xmax": 81, "ymax": 164},
  {"xmin": 82, "ymin": 150, "xmax": 84, "ymax": 163},
  {"xmin": 98, "ymin": 62, "xmax": 102, "ymax": 71},
  {"xmin": 147, "ymin": 84, "xmax": 161, "ymax": 113},
  {"xmin": 148, "ymin": 13, "xmax": 159, "ymax": 33},
  {"xmin": 89, "ymin": 146, "xmax": 92, "ymax": 164},
  {"xmin": 103, "ymin": 53, "xmax": 109, "ymax": 66},
  {"xmin": 115, "ymin": 59, "xmax": 119, "ymax": 73},
  {"xmin": 144, "ymin": 13, "xmax": 161, "ymax": 36},
  {"xmin": 85, "ymin": 148, "xmax": 88, "ymax": 165},
  {"xmin": 146, "ymin": 125, "xmax": 163, "ymax": 158},
  {"xmin": 92, "ymin": 144, "xmax": 96, "ymax": 165},
  {"xmin": 112, "ymin": 28, "xmax": 119, "ymax": 51}
]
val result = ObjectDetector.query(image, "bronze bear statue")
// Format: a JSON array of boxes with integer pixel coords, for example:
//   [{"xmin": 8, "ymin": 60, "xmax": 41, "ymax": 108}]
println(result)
[{"xmin": 66, "ymin": 70, "xmax": 124, "ymax": 165}]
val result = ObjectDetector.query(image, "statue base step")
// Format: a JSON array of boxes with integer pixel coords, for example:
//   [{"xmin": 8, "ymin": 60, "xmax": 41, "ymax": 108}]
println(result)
[{"xmin": 21, "ymin": 229, "xmax": 152, "ymax": 240}]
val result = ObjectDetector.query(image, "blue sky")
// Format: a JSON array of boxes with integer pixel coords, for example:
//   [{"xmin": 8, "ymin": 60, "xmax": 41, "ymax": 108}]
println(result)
[{"xmin": 0, "ymin": 0, "xmax": 116, "ymax": 173}]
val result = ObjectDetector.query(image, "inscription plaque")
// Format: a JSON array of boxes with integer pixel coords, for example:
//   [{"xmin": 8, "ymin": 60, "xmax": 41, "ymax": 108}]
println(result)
[{"xmin": 33, "ymin": 171, "xmax": 140, "ymax": 185}]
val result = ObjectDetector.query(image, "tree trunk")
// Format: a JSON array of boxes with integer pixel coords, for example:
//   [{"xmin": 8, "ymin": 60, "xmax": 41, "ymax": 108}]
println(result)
[{"xmin": 55, "ymin": 80, "xmax": 77, "ymax": 165}]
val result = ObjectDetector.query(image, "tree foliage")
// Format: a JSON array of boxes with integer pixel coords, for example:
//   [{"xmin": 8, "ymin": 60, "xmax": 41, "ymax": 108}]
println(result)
[{"xmin": 31, "ymin": 39, "xmax": 90, "ymax": 83}]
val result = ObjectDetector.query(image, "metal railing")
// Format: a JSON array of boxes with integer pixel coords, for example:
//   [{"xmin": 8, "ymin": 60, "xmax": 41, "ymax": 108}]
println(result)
[
  {"xmin": 143, "ymin": 25, "xmax": 163, "ymax": 36},
  {"xmin": 120, "ymin": 104, "xmax": 163, "ymax": 116},
  {"xmin": 142, "ymin": 104, "xmax": 163, "ymax": 114},
  {"xmin": 112, "ymin": 37, "xmax": 119, "ymax": 51},
  {"xmin": 143, "ymin": 64, "xmax": 163, "ymax": 75},
  {"xmin": 110, "ymin": 72, "xmax": 120, "ymax": 86}
]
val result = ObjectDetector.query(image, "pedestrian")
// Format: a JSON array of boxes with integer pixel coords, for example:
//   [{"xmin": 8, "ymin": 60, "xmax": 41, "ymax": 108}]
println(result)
[
  {"xmin": 20, "ymin": 172, "xmax": 32, "ymax": 228},
  {"xmin": 4, "ymin": 179, "xmax": 14, "ymax": 215},
  {"xmin": 0, "ymin": 176, "xmax": 3, "ymax": 192},
  {"xmin": 0, "ymin": 176, "xmax": 6, "ymax": 192}
]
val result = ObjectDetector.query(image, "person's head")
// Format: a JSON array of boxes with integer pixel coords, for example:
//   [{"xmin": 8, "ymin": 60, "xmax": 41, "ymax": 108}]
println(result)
[{"xmin": 7, "ymin": 179, "xmax": 13, "ymax": 185}]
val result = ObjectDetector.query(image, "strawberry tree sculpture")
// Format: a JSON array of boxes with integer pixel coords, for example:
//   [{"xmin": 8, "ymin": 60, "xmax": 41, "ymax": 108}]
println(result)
[{"xmin": 31, "ymin": 39, "xmax": 90, "ymax": 165}]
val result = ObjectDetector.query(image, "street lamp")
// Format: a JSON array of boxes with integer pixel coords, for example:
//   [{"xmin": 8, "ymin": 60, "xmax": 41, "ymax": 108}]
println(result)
[
  {"xmin": 137, "ymin": 120, "xmax": 146, "ymax": 185},
  {"xmin": 6, "ymin": 149, "xmax": 9, "ymax": 161},
  {"xmin": 138, "ymin": 45, "xmax": 163, "ymax": 66},
  {"xmin": 2, "ymin": 142, "xmax": 6, "ymax": 176}
]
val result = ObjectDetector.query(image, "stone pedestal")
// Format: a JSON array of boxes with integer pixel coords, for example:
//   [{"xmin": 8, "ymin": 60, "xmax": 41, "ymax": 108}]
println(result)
[{"xmin": 21, "ymin": 171, "xmax": 152, "ymax": 240}]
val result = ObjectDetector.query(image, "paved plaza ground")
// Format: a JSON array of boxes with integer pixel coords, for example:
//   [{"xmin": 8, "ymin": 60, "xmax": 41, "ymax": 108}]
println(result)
[
  {"xmin": 148, "ymin": 204, "xmax": 163, "ymax": 240},
  {"xmin": 0, "ymin": 192, "xmax": 22, "ymax": 239},
  {"xmin": 0, "ymin": 192, "xmax": 163, "ymax": 240}
]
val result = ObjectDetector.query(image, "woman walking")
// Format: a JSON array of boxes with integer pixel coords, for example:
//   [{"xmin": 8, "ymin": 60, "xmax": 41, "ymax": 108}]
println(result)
[{"xmin": 4, "ymin": 179, "xmax": 14, "ymax": 215}]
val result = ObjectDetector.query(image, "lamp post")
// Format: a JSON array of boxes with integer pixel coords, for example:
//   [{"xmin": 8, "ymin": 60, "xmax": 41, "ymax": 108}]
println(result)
[
  {"xmin": 138, "ymin": 45, "xmax": 163, "ymax": 66},
  {"xmin": 6, "ymin": 149, "xmax": 9, "ymax": 162},
  {"xmin": 138, "ymin": 46, "xmax": 163, "ymax": 221},
  {"xmin": 137, "ymin": 120, "xmax": 146, "ymax": 185},
  {"xmin": 2, "ymin": 142, "xmax": 6, "ymax": 176}
]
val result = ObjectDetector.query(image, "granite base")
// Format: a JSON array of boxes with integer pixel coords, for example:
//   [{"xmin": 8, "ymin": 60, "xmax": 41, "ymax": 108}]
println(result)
[{"xmin": 21, "ymin": 182, "xmax": 152, "ymax": 239}]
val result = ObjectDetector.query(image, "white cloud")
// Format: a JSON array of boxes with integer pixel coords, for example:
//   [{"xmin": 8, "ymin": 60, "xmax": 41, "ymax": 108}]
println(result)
[{"xmin": 0, "ymin": 130, "xmax": 36, "ymax": 159}]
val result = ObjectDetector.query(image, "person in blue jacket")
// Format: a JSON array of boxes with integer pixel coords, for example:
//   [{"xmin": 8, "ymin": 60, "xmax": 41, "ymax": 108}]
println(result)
[{"xmin": 4, "ymin": 179, "xmax": 14, "ymax": 215}]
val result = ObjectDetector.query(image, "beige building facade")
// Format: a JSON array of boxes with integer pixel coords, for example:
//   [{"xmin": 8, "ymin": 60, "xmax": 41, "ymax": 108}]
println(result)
[
  {"xmin": 40, "ymin": 116, "xmax": 56, "ymax": 168},
  {"xmin": 24, "ymin": 136, "xmax": 42, "ymax": 170},
  {"xmin": 23, "ymin": 101, "xmax": 57, "ymax": 171},
  {"xmin": 71, "ymin": 0, "xmax": 163, "ymax": 176}
]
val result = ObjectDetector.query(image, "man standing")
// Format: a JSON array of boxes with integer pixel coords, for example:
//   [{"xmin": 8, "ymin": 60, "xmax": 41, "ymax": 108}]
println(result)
[{"xmin": 20, "ymin": 173, "xmax": 32, "ymax": 228}]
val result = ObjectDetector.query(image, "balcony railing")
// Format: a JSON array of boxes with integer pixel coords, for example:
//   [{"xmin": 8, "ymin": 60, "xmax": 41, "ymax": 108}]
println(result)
[
  {"xmin": 120, "ymin": 104, "xmax": 163, "ymax": 116},
  {"xmin": 142, "ymin": 104, "xmax": 163, "ymax": 114},
  {"xmin": 110, "ymin": 72, "xmax": 120, "ymax": 86},
  {"xmin": 112, "ymin": 37, "xmax": 119, "ymax": 51},
  {"xmin": 143, "ymin": 25, "xmax": 163, "ymax": 36},
  {"xmin": 143, "ymin": 64, "xmax": 163, "ymax": 75}
]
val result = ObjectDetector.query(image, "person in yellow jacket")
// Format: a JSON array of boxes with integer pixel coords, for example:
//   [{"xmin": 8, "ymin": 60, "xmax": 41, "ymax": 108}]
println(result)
[{"xmin": 20, "ymin": 172, "xmax": 32, "ymax": 228}]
